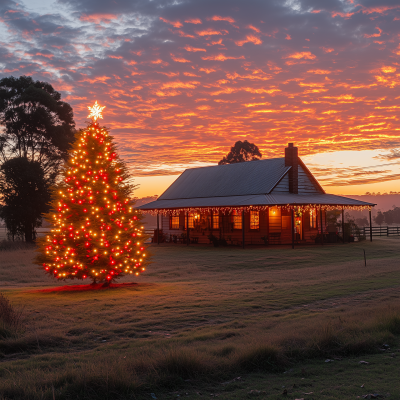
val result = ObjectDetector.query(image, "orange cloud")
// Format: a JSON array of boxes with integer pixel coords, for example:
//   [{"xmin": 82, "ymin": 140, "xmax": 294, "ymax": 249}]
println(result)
[
  {"xmin": 154, "ymin": 90, "xmax": 181, "ymax": 97},
  {"xmin": 196, "ymin": 105, "xmax": 211, "ymax": 110},
  {"xmin": 321, "ymin": 110, "xmax": 340, "ymax": 114},
  {"xmin": 364, "ymin": 26, "xmax": 382, "ymax": 38},
  {"xmin": 202, "ymin": 54, "xmax": 245, "ymax": 61},
  {"xmin": 161, "ymin": 81, "xmax": 199, "ymax": 89},
  {"xmin": 307, "ymin": 69, "xmax": 331, "ymax": 74},
  {"xmin": 331, "ymin": 11, "xmax": 354, "ymax": 18},
  {"xmin": 235, "ymin": 34, "xmax": 262, "ymax": 46},
  {"xmin": 185, "ymin": 18, "xmax": 202, "ymax": 24},
  {"xmin": 183, "ymin": 72, "xmax": 200, "ymax": 77},
  {"xmin": 244, "ymin": 102, "xmax": 271, "ymax": 107},
  {"xmin": 171, "ymin": 30, "xmax": 195, "ymax": 38},
  {"xmin": 159, "ymin": 17, "xmax": 182, "ymax": 28},
  {"xmin": 35, "ymin": 52, "xmax": 54, "ymax": 59},
  {"xmin": 184, "ymin": 45, "xmax": 206, "ymax": 52},
  {"xmin": 248, "ymin": 25, "xmax": 260, "ymax": 33},
  {"xmin": 361, "ymin": 5, "xmax": 400, "ymax": 14},
  {"xmin": 381, "ymin": 66, "xmax": 396, "ymax": 73},
  {"xmin": 151, "ymin": 59, "xmax": 169, "ymax": 66},
  {"xmin": 209, "ymin": 16, "xmax": 235, "ymax": 23},
  {"xmin": 199, "ymin": 68, "xmax": 216, "ymax": 73},
  {"xmin": 209, "ymin": 39, "xmax": 223, "ymax": 46},
  {"xmin": 311, "ymin": 10, "xmax": 321, "ymax": 13},
  {"xmin": 170, "ymin": 54, "xmax": 191, "ymax": 63},
  {"xmin": 284, "ymin": 51, "xmax": 316, "ymax": 60},
  {"xmin": 322, "ymin": 47, "xmax": 335, "ymax": 53},
  {"xmin": 243, "ymin": 87, "xmax": 281, "ymax": 94},
  {"xmin": 285, "ymin": 34, "xmax": 291, "ymax": 40},
  {"xmin": 196, "ymin": 29, "xmax": 228, "ymax": 36},
  {"xmin": 79, "ymin": 13, "xmax": 117, "ymax": 24}
]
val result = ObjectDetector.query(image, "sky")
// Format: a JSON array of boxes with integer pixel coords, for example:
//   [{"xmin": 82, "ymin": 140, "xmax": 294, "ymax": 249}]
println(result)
[{"xmin": 1, "ymin": 0, "xmax": 400, "ymax": 197}]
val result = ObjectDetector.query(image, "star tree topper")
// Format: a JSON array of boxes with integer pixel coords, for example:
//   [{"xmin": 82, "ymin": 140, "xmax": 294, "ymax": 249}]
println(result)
[{"xmin": 88, "ymin": 101, "xmax": 106, "ymax": 122}]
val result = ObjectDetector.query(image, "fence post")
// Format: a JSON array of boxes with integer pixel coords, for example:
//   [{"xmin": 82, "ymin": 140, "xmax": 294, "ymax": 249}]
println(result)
[
  {"xmin": 242, "ymin": 210, "xmax": 245, "ymax": 249},
  {"xmin": 157, "ymin": 213, "xmax": 160, "ymax": 245},
  {"xmin": 186, "ymin": 211, "xmax": 189, "ymax": 246},
  {"xmin": 320, "ymin": 206, "xmax": 324, "ymax": 246},
  {"xmin": 387, "ymin": 226, "xmax": 389, "ymax": 237},
  {"xmin": 369, "ymin": 210, "xmax": 372, "ymax": 242},
  {"xmin": 342, "ymin": 208, "xmax": 345, "ymax": 244}
]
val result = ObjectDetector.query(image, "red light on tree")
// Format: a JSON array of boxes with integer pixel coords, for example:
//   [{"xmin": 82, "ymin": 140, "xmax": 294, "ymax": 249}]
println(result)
[{"xmin": 35, "ymin": 102, "xmax": 149, "ymax": 286}]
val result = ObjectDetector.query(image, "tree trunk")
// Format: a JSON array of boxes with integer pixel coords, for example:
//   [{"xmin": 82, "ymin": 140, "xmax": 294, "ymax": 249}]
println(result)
[{"xmin": 24, "ymin": 220, "xmax": 33, "ymax": 243}]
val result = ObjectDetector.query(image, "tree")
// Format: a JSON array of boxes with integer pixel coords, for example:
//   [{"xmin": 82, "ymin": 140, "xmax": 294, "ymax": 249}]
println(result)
[
  {"xmin": 0, "ymin": 157, "xmax": 50, "ymax": 242},
  {"xmin": 35, "ymin": 106, "xmax": 148, "ymax": 285},
  {"xmin": 373, "ymin": 211, "xmax": 384, "ymax": 226},
  {"xmin": 0, "ymin": 76, "xmax": 75, "ymax": 185},
  {"xmin": 218, "ymin": 140, "xmax": 262, "ymax": 165},
  {"xmin": 383, "ymin": 207, "xmax": 400, "ymax": 225}
]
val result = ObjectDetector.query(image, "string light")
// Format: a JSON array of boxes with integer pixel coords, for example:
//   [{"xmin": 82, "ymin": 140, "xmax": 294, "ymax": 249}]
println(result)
[
  {"xmin": 36, "ymin": 103, "xmax": 148, "ymax": 283},
  {"xmin": 140, "ymin": 204, "xmax": 372, "ymax": 216}
]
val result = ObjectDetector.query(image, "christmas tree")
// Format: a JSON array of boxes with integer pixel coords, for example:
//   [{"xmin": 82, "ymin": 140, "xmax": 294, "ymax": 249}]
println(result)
[{"xmin": 36, "ymin": 101, "xmax": 148, "ymax": 285}]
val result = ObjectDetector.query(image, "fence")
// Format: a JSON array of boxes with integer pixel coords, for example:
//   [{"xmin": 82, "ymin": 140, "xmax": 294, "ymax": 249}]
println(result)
[{"xmin": 362, "ymin": 226, "xmax": 400, "ymax": 237}]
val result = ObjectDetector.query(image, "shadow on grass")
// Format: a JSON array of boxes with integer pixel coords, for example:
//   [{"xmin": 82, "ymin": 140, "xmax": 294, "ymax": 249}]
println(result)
[{"xmin": 25, "ymin": 282, "xmax": 156, "ymax": 293}]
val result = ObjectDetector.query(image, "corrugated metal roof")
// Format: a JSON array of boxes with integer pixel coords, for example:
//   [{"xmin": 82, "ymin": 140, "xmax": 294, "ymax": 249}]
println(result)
[
  {"xmin": 137, "ymin": 193, "xmax": 375, "ymax": 210},
  {"xmin": 159, "ymin": 158, "xmax": 290, "ymax": 200}
]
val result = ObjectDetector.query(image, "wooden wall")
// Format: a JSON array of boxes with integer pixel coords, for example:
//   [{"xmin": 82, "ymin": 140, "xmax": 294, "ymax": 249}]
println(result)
[
  {"xmin": 158, "ymin": 208, "xmax": 327, "ymax": 245},
  {"xmin": 298, "ymin": 165, "xmax": 321, "ymax": 194}
]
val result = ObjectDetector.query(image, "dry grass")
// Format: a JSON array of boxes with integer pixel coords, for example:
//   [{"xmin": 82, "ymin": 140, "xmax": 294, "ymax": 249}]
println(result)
[{"xmin": 0, "ymin": 238, "xmax": 400, "ymax": 399}]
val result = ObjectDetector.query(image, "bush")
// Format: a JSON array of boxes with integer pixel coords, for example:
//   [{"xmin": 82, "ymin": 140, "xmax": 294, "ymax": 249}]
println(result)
[
  {"xmin": 236, "ymin": 343, "xmax": 285, "ymax": 372},
  {"xmin": 0, "ymin": 292, "xmax": 23, "ymax": 338}
]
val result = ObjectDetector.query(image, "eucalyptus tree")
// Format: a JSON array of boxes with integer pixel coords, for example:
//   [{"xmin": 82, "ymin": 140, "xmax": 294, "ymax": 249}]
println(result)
[
  {"xmin": 0, "ymin": 75, "xmax": 75, "ymax": 185},
  {"xmin": 0, "ymin": 75, "xmax": 75, "ymax": 241},
  {"xmin": 0, "ymin": 157, "xmax": 50, "ymax": 242},
  {"xmin": 218, "ymin": 140, "xmax": 262, "ymax": 165}
]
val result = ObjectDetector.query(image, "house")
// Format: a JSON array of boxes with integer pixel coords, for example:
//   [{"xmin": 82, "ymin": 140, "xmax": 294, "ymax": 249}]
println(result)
[{"xmin": 137, "ymin": 143, "xmax": 375, "ymax": 246}]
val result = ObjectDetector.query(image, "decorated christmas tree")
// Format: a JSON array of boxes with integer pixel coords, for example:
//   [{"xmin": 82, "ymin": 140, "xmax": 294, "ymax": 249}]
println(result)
[{"xmin": 36, "ymin": 101, "xmax": 148, "ymax": 285}]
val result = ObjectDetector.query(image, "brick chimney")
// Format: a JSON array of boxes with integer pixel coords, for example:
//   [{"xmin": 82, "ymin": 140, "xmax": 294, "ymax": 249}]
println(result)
[{"xmin": 285, "ymin": 143, "xmax": 298, "ymax": 194}]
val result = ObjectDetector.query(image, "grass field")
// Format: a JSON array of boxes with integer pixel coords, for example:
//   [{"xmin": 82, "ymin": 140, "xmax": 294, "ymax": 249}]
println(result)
[{"xmin": 0, "ymin": 239, "xmax": 400, "ymax": 399}]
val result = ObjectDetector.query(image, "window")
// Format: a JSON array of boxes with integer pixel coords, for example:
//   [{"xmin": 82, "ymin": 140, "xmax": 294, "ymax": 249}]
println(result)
[
  {"xmin": 250, "ymin": 210, "xmax": 259, "ymax": 230},
  {"xmin": 231, "ymin": 210, "xmax": 242, "ymax": 230},
  {"xmin": 310, "ymin": 209, "xmax": 317, "ymax": 229},
  {"xmin": 170, "ymin": 215, "xmax": 179, "ymax": 229},
  {"xmin": 184, "ymin": 213, "xmax": 195, "ymax": 229},
  {"xmin": 212, "ymin": 213, "xmax": 219, "ymax": 230}
]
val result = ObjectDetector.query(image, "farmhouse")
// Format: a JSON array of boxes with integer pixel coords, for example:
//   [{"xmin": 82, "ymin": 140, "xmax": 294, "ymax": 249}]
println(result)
[{"xmin": 137, "ymin": 144, "xmax": 375, "ymax": 247}]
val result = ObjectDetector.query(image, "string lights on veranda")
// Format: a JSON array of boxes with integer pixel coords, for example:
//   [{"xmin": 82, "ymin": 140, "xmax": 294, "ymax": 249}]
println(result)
[{"xmin": 36, "ymin": 101, "xmax": 148, "ymax": 286}]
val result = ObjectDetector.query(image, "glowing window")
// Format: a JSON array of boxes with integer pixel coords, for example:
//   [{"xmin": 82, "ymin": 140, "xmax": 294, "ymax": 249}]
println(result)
[
  {"xmin": 250, "ymin": 211, "xmax": 259, "ymax": 230},
  {"xmin": 231, "ymin": 210, "xmax": 242, "ymax": 230},
  {"xmin": 310, "ymin": 209, "xmax": 317, "ymax": 229},
  {"xmin": 170, "ymin": 215, "xmax": 179, "ymax": 230},
  {"xmin": 213, "ymin": 213, "xmax": 219, "ymax": 230},
  {"xmin": 184, "ymin": 213, "xmax": 195, "ymax": 229}
]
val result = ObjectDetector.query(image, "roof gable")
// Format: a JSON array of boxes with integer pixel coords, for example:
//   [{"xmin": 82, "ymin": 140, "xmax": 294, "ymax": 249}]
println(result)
[{"xmin": 159, "ymin": 158, "xmax": 290, "ymax": 200}]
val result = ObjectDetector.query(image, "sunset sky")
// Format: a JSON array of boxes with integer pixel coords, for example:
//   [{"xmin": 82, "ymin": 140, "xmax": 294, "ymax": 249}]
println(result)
[{"xmin": 1, "ymin": 0, "xmax": 400, "ymax": 197}]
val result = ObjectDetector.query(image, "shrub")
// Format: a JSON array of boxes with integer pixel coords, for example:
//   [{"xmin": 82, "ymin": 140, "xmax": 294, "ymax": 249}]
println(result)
[
  {"xmin": 236, "ymin": 343, "xmax": 285, "ymax": 372},
  {"xmin": 0, "ymin": 292, "xmax": 23, "ymax": 338}
]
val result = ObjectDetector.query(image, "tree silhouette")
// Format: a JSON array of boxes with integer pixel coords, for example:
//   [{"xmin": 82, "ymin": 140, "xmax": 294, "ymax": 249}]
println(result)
[
  {"xmin": 218, "ymin": 140, "xmax": 262, "ymax": 165},
  {"xmin": 0, "ymin": 75, "xmax": 75, "ymax": 240},
  {"xmin": 0, "ymin": 76, "xmax": 75, "ymax": 185},
  {"xmin": 0, "ymin": 157, "xmax": 50, "ymax": 242},
  {"xmin": 373, "ymin": 211, "xmax": 384, "ymax": 226}
]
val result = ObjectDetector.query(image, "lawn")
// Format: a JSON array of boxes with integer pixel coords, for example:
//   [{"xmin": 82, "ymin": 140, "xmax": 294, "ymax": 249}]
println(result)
[{"xmin": 0, "ymin": 238, "xmax": 400, "ymax": 399}]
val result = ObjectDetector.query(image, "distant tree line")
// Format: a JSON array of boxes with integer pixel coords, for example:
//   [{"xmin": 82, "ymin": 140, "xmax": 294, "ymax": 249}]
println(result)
[
  {"xmin": 0, "ymin": 76, "xmax": 75, "ymax": 242},
  {"xmin": 373, "ymin": 208, "xmax": 400, "ymax": 226}
]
